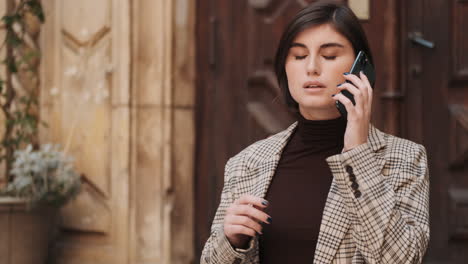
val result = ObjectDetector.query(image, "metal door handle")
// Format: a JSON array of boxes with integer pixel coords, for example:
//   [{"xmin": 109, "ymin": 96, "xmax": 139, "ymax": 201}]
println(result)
[{"xmin": 408, "ymin": 32, "xmax": 435, "ymax": 49}]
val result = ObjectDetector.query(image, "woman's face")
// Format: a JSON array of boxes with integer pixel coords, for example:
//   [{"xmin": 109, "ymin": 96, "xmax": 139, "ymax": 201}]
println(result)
[{"xmin": 285, "ymin": 23, "xmax": 356, "ymax": 120}]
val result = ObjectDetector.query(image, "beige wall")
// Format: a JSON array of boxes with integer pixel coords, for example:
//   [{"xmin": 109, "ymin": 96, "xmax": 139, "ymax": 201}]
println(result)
[{"xmin": 40, "ymin": 0, "xmax": 196, "ymax": 263}]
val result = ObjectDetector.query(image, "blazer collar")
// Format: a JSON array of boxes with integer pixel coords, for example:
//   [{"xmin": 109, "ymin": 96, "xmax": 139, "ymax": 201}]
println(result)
[
  {"xmin": 252, "ymin": 121, "xmax": 387, "ymax": 198},
  {"xmin": 265, "ymin": 121, "xmax": 386, "ymax": 156}
]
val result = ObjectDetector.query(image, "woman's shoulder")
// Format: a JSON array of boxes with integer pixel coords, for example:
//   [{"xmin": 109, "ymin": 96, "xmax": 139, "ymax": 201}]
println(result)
[{"xmin": 227, "ymin": 122, "xmax": 298, "ymax": 167}]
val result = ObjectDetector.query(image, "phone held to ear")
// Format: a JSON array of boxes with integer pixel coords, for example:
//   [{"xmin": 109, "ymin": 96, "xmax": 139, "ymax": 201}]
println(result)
[{"xmin": 335, "ymin": 51, "xmax": 376, "ymax": 119}]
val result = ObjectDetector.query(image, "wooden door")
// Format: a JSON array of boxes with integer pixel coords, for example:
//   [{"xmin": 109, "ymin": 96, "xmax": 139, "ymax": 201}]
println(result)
[
  {"xmin": 40, "ymin": 1, "xmax": 131, "ymax": 263},
  {"xmin": 195, "ymin": 0, "xmax": 401, "ymax": 261},
  {"xmin": 403, "ymin": 0, "xmax": 468, "ymax": 262}
]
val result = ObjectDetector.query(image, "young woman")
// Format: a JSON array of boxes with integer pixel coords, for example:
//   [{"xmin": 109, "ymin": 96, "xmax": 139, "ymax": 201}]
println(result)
[{"xmin": 201, "ymin": 1, "xmax": 430, "ymax": 263}]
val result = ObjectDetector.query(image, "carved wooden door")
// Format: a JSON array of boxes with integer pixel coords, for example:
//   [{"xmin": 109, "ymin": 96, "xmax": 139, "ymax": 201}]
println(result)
[
  {"xmin": 40, "ymin": 1, "xmax": 130, "ymax": 263},
  {"xmin": 195, "ymin": 0, "xmax": 298, "ymax": 258},
  {"xmin": 403, "ymin": 0, "xmax": 468, "ymax": 262},
  {"xmin": 195, "ymin": 0, "xmax": 400, "ymax": 261}
]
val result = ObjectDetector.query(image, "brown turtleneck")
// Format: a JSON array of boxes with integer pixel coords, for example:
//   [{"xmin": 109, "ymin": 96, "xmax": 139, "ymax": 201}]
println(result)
[{"xmin": 259, "ymin": 113, "xmax": 347, "ymax": 263}]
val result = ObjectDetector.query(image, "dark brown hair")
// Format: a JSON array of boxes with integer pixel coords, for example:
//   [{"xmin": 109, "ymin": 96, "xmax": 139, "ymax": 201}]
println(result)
[{"xmin": 274, "ymin": 0, "xmax": 374, "ymax": 110}]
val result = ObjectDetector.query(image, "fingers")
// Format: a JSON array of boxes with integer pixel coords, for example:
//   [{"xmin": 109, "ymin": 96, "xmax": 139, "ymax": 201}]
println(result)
[
  {"xmin": 225, "ymin": 215, "xmax": 263, "ymax": 235},
  {"xmin": 337, "ymin": 82, "xmax": 363, "ymax": 109},
  {"xmin": 345, "ymin": 72, "xmax": 369, "ymax": 90},
  {"xmin": 224, "ymin": 195, "xmax": 271, "ymax": 241},
  {"xmin": 225, "ymin": 224, "xmax": 257, "ymax": 238},
  {"xmin": 235, "ymin": 194, "xmax": 269, "ymax": 209},
  {"xmin": 359, "ymin": 71, "xmax": 373, "ymax": 106},
  {"xmin": 333, "ymin": 92, "xmax": 357, "ymax": 117},
  {"xmin": 341, "ymin": 73, "xmax": 368, "ymax": 105},
  {"xmin": 227, "ymin": 204, "xmax": 271, "ymax": 224},
  {"xmin": 335, "ymin": 72, "xmax": 373, "ymax": 116}
]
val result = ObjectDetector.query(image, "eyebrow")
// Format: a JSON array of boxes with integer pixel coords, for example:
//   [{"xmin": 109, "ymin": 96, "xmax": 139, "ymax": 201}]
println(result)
[{"xmin": 290, "ymin": 42, "xmax": 345, "ymax": 49}]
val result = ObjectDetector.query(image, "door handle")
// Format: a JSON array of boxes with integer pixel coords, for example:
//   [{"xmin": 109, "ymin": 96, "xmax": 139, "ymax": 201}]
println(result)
[
  {"xmin": 209, "ymin": 16, "xmax": 218, "ymax": 68},
  {"xmin": 408, "ymin": 32, "xmax": 435, "ymax": 49}
]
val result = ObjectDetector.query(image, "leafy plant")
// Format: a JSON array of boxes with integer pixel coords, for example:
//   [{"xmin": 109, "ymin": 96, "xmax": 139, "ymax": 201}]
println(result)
[
  {"xmin": 0, "ymin": 0, "xmax": 45, "ymax": 182},
  {"xmin": 3, "ymin": 144, "xmax": 81, "ymax": 208},
  {"xmin": 0, "ymin": 1, "xmax": 81, "ymax": 208}
]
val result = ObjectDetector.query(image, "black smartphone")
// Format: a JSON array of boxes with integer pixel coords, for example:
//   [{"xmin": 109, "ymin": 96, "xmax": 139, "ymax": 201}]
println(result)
[{"xmin": 335, "ymin": 51, "xmax": 375, "ymax": 118}]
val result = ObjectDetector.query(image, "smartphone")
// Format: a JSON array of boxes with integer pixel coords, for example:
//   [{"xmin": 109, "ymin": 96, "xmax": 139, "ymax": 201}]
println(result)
[{"xmin": 335, "ymin": 51, "xmax": 375, "ymax": 118}]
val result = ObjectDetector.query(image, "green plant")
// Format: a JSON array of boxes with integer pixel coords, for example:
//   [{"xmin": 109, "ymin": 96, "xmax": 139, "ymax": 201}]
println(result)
[
  {"xmin": 0, "ymin": 1, "xmax": 81, "ymax": 208},
  {"xmin": 2, "ymin": 144, "xmax": 81, "ymax": 208},
  {"xmin": 0, "ymin": 0, "xmax": 45, "ymax": 182}
]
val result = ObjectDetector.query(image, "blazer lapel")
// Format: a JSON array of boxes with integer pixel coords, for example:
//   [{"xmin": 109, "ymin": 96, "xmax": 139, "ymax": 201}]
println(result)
[
  {"xmin": 248, "ymin": 122, "xmax": 298, "ymax": 198},
  {"xmin": 314, "ymin": 124, "xmax": 387, "ymax": 263}
]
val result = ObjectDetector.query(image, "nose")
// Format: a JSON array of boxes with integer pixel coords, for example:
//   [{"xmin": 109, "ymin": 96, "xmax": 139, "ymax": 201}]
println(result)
[{"xmin": 306, "ymin": 55, "xmax": 321, "ymax": 76}]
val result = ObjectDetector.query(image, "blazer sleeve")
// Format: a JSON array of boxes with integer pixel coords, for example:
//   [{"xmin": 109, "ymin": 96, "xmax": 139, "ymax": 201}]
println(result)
[
  {"xmin": 326, "ymin": 141, "xmax": 430, "ymax": 264},
  {"xmin": 200, "ymin": 157, "xmax": 257, "ymax": 264}
]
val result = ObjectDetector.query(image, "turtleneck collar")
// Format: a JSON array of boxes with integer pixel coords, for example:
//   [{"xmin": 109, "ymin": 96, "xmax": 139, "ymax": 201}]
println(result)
[{"xmin": 295, "ymin": 112, "xmax": 347, "ymax": 148}]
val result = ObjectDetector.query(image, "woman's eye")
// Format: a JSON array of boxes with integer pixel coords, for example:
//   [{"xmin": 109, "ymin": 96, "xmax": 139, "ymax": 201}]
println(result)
[
  {"xmin": 323, "ymin": 56, "xmax": 337, "ymax": 60},
  {"xmin": 295, "ymin": 55, "xmax": 307, "ymax": 60}
]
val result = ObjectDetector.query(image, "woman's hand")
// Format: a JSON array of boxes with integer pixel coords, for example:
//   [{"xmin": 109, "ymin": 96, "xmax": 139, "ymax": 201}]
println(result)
[
  {"xmin": 224, "ymin": 194, "xmax": 271, "ymax": 249},
  {"xmin": 333, "ymin": 71, "xmax": 373, "ymax": 152}
]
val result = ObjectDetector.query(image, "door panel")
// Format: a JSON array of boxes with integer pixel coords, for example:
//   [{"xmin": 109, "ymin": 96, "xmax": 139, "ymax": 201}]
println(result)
[
  {"xmin": 245, "ymin": 0, "xmax": 307, "ymax": 139},
  {"xmin": 40, "ymin": 0, "xmax": 130, "ymax": 263},
  {"xmin": 404, "ymin": 0, "xmax": 468, "ymax": 262}
]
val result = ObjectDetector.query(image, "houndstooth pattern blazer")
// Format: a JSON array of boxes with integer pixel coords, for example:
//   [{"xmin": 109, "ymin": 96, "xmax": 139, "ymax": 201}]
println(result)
[{"xmin": 201, "ymin": 122, "xmax": 430, "ymax": 264}]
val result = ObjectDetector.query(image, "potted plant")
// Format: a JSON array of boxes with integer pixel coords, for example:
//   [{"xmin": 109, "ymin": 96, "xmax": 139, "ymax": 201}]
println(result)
[
  {"xmin": 0, "ymin": 144, "xmax": 81, "ymax": 264},
  {"xmin": 0, "ymin": 1, "xmax": 82, "ymax": 263},
  {"xmin": 2, "ymin": 144, "xmax": 81, "ymax": 207}
]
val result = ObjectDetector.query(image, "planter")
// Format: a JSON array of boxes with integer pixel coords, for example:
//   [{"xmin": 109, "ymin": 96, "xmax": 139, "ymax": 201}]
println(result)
[{"xmin": 0, "ymin": 197, "xmax": 58, "ymax": 264}]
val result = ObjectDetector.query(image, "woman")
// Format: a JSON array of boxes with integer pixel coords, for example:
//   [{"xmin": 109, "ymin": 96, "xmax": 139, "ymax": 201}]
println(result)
[{"xmin": 201, "ymin": 1, "xmax": 430, "ymax": 263}]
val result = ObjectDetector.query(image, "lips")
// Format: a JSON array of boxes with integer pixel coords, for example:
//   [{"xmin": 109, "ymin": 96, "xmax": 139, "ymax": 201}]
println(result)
[{"xmin": 303, "ymin": 81, "xmax": 326, "ymax": 88}]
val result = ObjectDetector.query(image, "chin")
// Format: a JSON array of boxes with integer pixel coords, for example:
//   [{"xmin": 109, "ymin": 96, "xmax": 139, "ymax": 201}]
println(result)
[{"xmin": 296, "ymin": 98, "xmax": 334, "ymax": 110}]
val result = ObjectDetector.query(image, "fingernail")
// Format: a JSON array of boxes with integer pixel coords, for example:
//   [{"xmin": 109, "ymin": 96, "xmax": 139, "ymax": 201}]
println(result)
[
  {"xmin": 262, "ymin": 200, "xmax": 269, "ymax": 206},
  {"xmin": 267, "ymin": 217, "xmax": 272, "ymax": 224},
  {"xmin": 337, "ymin": 82, "xmax": 344, "ymax": 87},
  {"xmin": 332, "ymin": 94, "xmax": 335, "ymax": 97},
  {"xmin": 343, "ymin": 72, "xmax": 350, "ymax": 75}
]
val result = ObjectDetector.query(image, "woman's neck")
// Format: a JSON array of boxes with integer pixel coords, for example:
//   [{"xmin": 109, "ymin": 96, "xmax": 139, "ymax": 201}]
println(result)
[
  {"xmin": 299, "ymin": 107, "xmax": 342, "ymax": 121},
  {"xmin": 295, "ymin": 111, "xmax": 347, "ymax": 147}
]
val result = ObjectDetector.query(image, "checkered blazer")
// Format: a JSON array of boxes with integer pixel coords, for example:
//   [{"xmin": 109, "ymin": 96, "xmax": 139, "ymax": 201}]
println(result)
[{"xmin": 201, "ymin": 122, "xmax": 430, "ymax": 264}]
